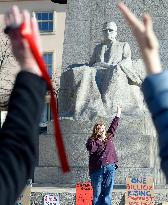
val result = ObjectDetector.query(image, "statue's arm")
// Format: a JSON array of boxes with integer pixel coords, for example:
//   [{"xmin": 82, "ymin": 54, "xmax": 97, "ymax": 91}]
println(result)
[
  {"xmin": 118, "ymin": 42, "xmax": 142, "ymax": 85},
  {"xmin": 118, "ymin": 42, "xmax": 132, "ymax": 68},
  {"xmin": 89, "ymin": 46, "xmax": 97, "ymax": 66}
]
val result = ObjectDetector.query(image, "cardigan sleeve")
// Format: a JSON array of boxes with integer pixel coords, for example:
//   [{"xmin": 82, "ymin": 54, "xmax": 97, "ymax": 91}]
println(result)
[
  {"xmin": 107, "ymin": 116, "xmax": 120, "ymax": 137},
  {"xmin": 0, "ymin": 71, "xmax": 47, "ymax": 205},
  {"xmin": 142, "ymin": 70, "xmax": 168, "ymax": 181}
]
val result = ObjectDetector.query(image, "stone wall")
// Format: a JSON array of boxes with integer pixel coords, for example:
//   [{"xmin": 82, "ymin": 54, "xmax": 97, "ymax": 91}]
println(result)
[
  {"xmin": 35, "ymin": 0, "xmax": 168, "ymax": 187},
  {"xmin": 30, "ymin": 188, "xmax": 168, "ymax": 205},
  {"xmin": 62, "ymin": 0, "xmax": 168, "ymax": 71}
]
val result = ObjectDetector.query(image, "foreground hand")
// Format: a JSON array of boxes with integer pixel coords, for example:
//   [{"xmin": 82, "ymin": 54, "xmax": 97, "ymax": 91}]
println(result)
[
  {"xmin": 118, "ymin": 2, "xmax": 162, "ymax": 75},
  {"xmin": 4, "ymin": 6, "xmax": 42, "ymax": 76}
]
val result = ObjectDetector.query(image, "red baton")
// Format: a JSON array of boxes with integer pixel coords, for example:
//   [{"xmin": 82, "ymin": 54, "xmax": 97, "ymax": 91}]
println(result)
[{"xmin": 6, "ymin": 22, "xmax": 70, "ymax": 173}]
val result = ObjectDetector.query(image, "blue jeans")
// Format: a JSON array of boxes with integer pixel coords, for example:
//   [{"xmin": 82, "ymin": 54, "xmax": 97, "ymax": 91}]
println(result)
[{"xmin": 90, "ymin": 164, "xmax": 116, "ymax": 205}]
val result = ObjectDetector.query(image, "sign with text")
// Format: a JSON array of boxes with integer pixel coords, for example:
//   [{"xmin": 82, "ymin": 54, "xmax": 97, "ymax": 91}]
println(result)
[
  {"xmin": 44, "ymin": 194, "xmax": 60, "ymax": 205},
  {"xmin": 76, "ymin": 182, "xmax": 93, "ymax": 205},
  {"xmin": 125, "ymin": 177, "xmax": 155, "ymax": 205},
  {"xmin": 15, "ymin": 184, "xmax": 31, "ymax": 205}
]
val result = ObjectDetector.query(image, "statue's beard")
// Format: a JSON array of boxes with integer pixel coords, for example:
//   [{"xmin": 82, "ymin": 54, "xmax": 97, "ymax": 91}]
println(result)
[{"xmin": 104, "ymin": 35, "xmax": 116, "ymax": 42}]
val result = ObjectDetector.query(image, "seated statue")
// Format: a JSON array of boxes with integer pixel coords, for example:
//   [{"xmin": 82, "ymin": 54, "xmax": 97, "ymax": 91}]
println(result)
[
  {"xmin": 89, "ymin": 22, "xmax": 142, "ymax": 85},
  {"xmin": 59, "ymin": 22, "xmax": 146, "ymax": 120}
]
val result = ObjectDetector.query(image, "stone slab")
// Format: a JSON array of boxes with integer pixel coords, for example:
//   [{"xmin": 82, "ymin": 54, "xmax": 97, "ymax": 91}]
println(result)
[
  {"xmin": 63, "ymin": 20, "xmax": 90, "ymax": 46},
  {"xmin": 48, "ymin": 115, "xmax": 155, "ymax": 136},
  {"xmin": 62, "ymin": 43, "xmax": 90, "ymax": 70},
  {"xmin": 34, "ymin": 166, "xmax": 156, "ymax": 185},
  {"xmin": 38, "ymin": 132, "xmax": 155, "ymax": 168},
  {"xmin": 30, "ymin": 187, "xmax": 168, "ymax": 205},
  {"xmin": 66, "ymin": 0, "xmax": 91, "ymax": 21},
  {"xmin": 63, "ymin": 1, "xmax": 168, "ymax": 70}
]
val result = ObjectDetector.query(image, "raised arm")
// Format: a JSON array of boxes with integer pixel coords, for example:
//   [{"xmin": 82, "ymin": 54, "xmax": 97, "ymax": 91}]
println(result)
[
  {"xmin": 0, "ymin": 72, "xmax": 46, "ymax": 204},
  {"xmin": 107, "ymin": 106, "xmax": 122, "ymax": 136},
  {"xmin": 118, "ymin": 3, "xmax": 168, "ymax": 179},
  {"xmin": 118, "ymin": 42, "xmax": 142, "ymax": 85},
  {"xmin": 0, "ymin": 6, "xmax": 46, "ymax": 204},
  {"xmin": 118, "ymin": 2, "xmax": 162, "ymax": 75}
]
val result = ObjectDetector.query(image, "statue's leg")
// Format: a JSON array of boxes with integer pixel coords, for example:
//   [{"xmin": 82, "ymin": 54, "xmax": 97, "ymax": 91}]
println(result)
[
  {"xmin": 102, "ymin": 65, "xmax": 148, "ymax": 116},
  {"xmin": 129, "ymin": 85, "xmax": 146, "ymax": 112},
  {"xmin": 58, "ymin": 69, "xmax": 76, "ymax": 117},
  {"xmin": 102, "ymin": 66, "xmax": 132, "ymax": 115},
  {"xmin": 74, "ymin": 67, "xmax": 107, "ymax": 120}
]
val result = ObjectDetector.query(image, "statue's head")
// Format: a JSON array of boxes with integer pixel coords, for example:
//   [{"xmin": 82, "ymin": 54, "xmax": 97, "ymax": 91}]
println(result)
[{"xmin": 103, "ymin": 21, "xmax": 117, "ymax": 42}]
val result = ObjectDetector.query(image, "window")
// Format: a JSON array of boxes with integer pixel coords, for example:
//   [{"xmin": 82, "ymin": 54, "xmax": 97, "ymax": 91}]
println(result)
[
  {"xmin": 39, "ymin": 102, "xmax": 52, "ymax": 134},
  {"xmin": 40, "ymin": 102, "xmax": 51, "ymax": 124},
  {"xmin": 43, "ymin": 52, "xmax": 53, "ymax": 79},
  {"xmin": 35, "ymin": 12, "xmax": 54, "ymax": 33},
  {"xmin": 40, "ymin": 52, "xmax": 54, "ymax": 134}
]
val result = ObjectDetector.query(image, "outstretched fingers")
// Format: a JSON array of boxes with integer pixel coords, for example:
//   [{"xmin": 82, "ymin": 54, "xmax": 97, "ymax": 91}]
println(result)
[
  {"xmin": 143, "ymin": 14, "xmax": 158, "ymax": 50},
  {"xmin": 11, "ymin": 5, "xmax": 22, "ymax": 26},
  {"xmin": 118, "ymin": 2, "xmax": 144, "ymax": 33},
  {"xmin": 31, "ymin": 17, "xmax": 42, "ymax": 53}
]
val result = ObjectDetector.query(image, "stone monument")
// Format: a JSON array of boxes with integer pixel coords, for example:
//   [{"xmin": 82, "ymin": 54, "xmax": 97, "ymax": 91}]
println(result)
[
  {"xmin": 59, "ymin": 21, "xmax": 145, "ymax": 120},
  {"xmin": 35, "ymin": 0, "xmax": 166, "ymax": 190}
]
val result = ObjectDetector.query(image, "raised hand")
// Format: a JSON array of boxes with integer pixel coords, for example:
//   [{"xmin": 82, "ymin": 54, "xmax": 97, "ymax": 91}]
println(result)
[
  {"xmin": 116, "ymin": 105, "xmax": 122, "ymax": 118},
  {"xmin": 118, "ymin": 2, "xmax": 162, "ymax": 75},
  {"xmin": 4, "ymin": 6, "xmax": 42, "ymax": 76}
]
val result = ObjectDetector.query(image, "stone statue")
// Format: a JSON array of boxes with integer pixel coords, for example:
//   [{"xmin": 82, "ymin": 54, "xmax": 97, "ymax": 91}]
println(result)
[
  {"xmin": 89, "ymin": 22, "xmax": 142, "ymax": 85},
  {"xmin": 59, "ymin": 22, "xmax": 146, "ymax": 120}
]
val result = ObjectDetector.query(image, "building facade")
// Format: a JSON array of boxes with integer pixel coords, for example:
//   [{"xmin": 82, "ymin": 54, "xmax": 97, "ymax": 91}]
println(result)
[{"xmin": 0, "ymin": 0, "xmax": 66, "ymax": 127}]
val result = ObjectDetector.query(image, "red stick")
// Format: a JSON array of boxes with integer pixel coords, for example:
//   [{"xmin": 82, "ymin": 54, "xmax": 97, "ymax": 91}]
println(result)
[{"xmin": 19, "ymin": 23, "xmax": 70, "ymax": 173}]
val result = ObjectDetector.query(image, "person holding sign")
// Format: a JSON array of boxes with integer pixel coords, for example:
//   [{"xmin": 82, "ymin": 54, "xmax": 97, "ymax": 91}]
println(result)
[
  {"xmin": 86, "ymin": 106, "xmax": 122, "ymax": 205},
  {"xmin": 118, "ymin": 3, "xmax": 168, "ymax": 181},
  {"xmin": 0, "ymin": 6, "xmax": 47, "ymax": 205}
]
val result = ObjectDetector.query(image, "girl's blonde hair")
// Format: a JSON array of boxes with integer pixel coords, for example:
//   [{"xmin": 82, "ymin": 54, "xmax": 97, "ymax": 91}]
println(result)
[{"xmin": 91, "ymin": 122, "xmax": 108, "ymax": 141}]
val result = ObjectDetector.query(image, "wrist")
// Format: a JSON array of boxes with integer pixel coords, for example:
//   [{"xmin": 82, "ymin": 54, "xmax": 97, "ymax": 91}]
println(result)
[
  {"xmin": 143, "ymin": 50, "xmax": 162, "ymax": 75},
  {"xmin": 116, "ymin": 113, "xmax": 121, "ymax": 118},
  {"xmin": 21, "ymin": 62, "xmax": 42, "ymax": 77}
]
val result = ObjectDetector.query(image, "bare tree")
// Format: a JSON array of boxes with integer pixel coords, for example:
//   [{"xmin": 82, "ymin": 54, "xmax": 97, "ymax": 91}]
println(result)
[
  {"xmin": 52, "ymin": 70, "xmax": 60, "ymax": 96},
  {"xmin": 0, "ymin": 27, "xmax": 18, "ymax": 109}
]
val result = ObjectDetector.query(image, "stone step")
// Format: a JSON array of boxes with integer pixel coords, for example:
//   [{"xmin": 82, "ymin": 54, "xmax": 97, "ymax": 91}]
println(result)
[
  {"xmin": 34, "ymin": 166, "xmax": 158, "ymax": 185},
  {"xmin": 38, "ymin": 116, "xmax": 159, "ymax": 186}
]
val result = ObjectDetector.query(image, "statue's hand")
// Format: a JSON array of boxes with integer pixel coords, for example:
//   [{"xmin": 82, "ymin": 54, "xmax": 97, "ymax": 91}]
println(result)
[{"xmin": 93, "ymin": 62, "xmax": 111, "ymax": 68}]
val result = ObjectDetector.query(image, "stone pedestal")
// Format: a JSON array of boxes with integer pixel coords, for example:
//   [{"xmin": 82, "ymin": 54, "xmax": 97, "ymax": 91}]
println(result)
[
  {"xmin": 34, "ymin": 0, "xmax": 168, "ymax": 189},
  {"xmin": 34, "ymin": 114, "xmax": 166, "ymax": 186},
  {"xmin": 31, "ymin": 187, "xmax": 168, "ymax": 205}
]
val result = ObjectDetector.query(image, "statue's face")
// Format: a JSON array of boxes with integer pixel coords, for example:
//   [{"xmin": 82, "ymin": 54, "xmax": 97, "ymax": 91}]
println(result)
[
  {"xmin": 103, "ymin": 22, "xmax": 117, "ymax": 42},
  {"xmin": 103, "ymin": 28, "xmax": 117, "ymax": 41}
]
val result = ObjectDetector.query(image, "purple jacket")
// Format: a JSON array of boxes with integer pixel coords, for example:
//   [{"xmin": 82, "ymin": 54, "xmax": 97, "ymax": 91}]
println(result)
[{"xmin": 86, "ymin": 116, "xmax": 119, "ymax": 175}]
